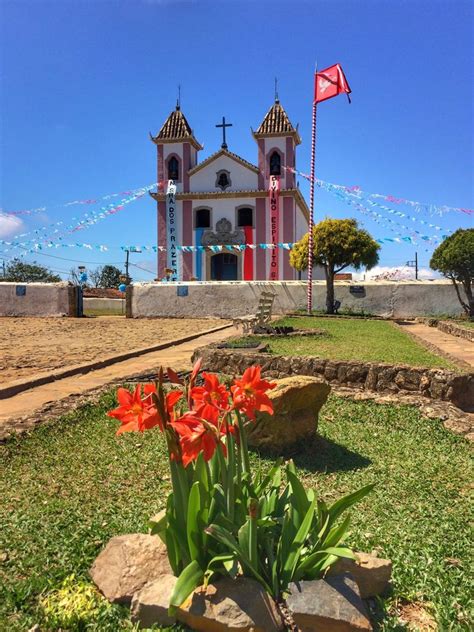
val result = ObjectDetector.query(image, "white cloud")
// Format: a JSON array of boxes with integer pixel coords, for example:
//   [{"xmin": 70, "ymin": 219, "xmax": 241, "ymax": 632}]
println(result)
[
  {"xmin": 0, "ymin": 214, "xmax": 24, "ymax": 238},
  {"xmin": 353, "ymin": 266, "xmax": 437, "ymax": 281}
]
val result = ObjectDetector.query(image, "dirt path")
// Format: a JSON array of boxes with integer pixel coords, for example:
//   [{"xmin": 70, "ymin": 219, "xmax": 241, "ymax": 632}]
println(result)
[
  {"xmin": 0, "ymin": 326, "xmax": 236, "ymax": 440},
  {"xmin": 397, "ymin": 322, "xmax": 474, "ymax": 368},
  {"xmin": 1, "ymin": 316, "xmax": 225, "ymax": 383}
]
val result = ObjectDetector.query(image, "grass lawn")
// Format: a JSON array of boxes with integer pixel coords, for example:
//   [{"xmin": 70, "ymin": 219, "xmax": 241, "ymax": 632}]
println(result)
[
  {"xmin": 0, "ymin": 391, "xmax": 472, "ymax": 630},
  {"xmin": 241, "ymin": 317, "xmax": 457, "ymax": 369}
]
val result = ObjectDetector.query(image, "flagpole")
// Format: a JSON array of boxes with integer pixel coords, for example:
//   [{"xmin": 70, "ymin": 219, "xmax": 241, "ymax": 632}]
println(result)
[{"xmin": 307, "ymin": 76, "xmax": 317, "ymax": 314}]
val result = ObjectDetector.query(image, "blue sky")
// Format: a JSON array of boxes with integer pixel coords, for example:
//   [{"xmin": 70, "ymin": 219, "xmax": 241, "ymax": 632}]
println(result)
[{"xmin": 1, "ymin": 0, "xmax": 472, "ymax": 281}]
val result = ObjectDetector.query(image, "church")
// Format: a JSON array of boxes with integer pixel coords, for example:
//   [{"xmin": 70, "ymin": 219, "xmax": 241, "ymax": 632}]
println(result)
[{"xmin": 150, "ymin": 98, "xmax": 310, "ymax": 281}]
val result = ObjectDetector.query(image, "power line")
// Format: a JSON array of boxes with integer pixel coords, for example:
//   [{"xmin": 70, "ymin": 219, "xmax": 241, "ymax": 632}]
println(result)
[
  {"xmin": 129, "ymin": 262, "xmax": 156, "ymax": 276},
  {"xmin": 12, "ymin": 245, "xmax": 123, "ymax": 265}
]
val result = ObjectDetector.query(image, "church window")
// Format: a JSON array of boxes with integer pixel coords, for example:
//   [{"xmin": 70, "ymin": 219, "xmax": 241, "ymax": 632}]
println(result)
[
  {"xmin": 167, "ymin": 156, "xmax": 179, "ymax": 181},
  {"xmin": 237, "ymin": 207, "xmax": 253, "ymax": 227},
  {"xmin": 269, "ymin": 151, "xmax": 281, "ymax": 176},
  {"xmin": 215, "ymin": 169, "xmax": 231, "ymax": 191},
  {"xmin": 195, "ymin": 208, "xmax": 211, "ymax": 229}
]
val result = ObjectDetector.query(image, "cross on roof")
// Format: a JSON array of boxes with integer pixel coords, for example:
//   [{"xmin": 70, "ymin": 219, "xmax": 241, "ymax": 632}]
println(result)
[{"xmin": 216, "ymin": 116, "xmax": 233, "ymax": 149}]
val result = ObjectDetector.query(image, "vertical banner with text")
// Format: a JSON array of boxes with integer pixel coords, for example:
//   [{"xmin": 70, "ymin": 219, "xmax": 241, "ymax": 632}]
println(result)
[
  {"xmin": 269, "ymin": 175, "xmax": 280, "ymax": 280},
  {"xmin": 166, "ymin": 180, "xmax": 179, "ymax": 280}
]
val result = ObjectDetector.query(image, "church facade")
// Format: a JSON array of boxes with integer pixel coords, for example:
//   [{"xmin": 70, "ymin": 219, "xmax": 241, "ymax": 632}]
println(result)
[{"xmin": 150, "ymin": 100, "xmax": 309, "ymax": 281}]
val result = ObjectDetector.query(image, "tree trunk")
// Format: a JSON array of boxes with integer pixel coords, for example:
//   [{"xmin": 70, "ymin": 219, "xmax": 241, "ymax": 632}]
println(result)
[
  {"xmin": 325, "ymin": 268, "xmax": 335, "ymax": 314},
  {"xmin": 461, "ymin": 278, "xmax": 474, "ymax": 321},
  {"xmin": 450, "ymin": 276, "xmax": 470, "ymax": 318}
]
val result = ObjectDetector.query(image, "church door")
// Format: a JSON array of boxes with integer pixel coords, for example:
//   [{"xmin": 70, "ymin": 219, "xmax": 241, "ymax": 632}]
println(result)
[{"xmin": 211, "ymin": 253, "xmax": 238, "ymax": 280}]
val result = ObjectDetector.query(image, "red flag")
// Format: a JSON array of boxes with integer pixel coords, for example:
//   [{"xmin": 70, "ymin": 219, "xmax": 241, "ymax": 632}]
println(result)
[{"xmin": 314, "ymin": 64, "xmax": 351, "ymax": 104}]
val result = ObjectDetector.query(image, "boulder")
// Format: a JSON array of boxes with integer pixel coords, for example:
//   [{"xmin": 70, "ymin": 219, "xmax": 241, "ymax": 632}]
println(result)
[
  {"xmin": 90, "ymin": 534, "xmax": 172, "ymax": 604},
  {"xmin": 177, "ymin": 577, "xmax": 283, "ymax": 632},
  {"xmin": 131, "ymin": 574, "xmax": 177, "ymax": 628},
  {"xmin": 328, "ymin": 551, "xmax": 392, "ymax": 598},
  {"xmin": 247, "ymin": 375, "xmax": 330, "ymax": 452},
  {"xmin": 286, "ymin": 573, "xmax": 372, "ymax": 631}
]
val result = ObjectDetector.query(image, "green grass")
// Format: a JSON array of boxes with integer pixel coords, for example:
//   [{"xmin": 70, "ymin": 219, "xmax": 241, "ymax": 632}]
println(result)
[
  {"xmin": 0, "ymin": 391, "xmax": 472, "ymax": 630},
  {"xmin": 456, "ymin": 321, "xmax": 474, "ymax": 329},
  {"xmin": 245, "ymin": 317, "xmax": 457, "ymax": 369}
]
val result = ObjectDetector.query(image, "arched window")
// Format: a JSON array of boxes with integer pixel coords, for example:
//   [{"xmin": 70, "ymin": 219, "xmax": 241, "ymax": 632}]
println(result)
[
  {"xmin": 215, "ymin": 170, "xmax": 231, "ymax": 190},
  {"xmin": 195, "ymin": 208, "xmax": 211, "ymax": 229},
  {"xmin": 167, "ymin": 156, "xmax": 179, "ymax": 181},
  {"xmin": 237, "ymin": 207, "xmax": 253, "ymax": 227},
  {"xmin": 269, "ymin": 151, "xmax": 281, "ymax": 176}
]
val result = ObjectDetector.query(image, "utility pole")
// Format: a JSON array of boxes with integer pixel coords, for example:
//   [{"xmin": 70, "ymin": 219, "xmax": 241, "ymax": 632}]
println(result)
[
  {"xmin": 406, "ymin": 251, "xmax": 418, "ymax": 280},
  {"xmin": 125, "ymin": 250, "xmax": 130, "ymax": 284},
  {"xmin": 124, "ymin": 248, "xmax": 141, "ymax": 283}
]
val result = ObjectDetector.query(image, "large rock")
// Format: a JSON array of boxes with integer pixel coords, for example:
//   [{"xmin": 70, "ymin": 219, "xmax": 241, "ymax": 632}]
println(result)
[
  {"xmin": 131, "ymin": 574, "xmax": 177, "ymax": 628},
  {"xmin": 177, "ymin": 577, "xmax": 283, "ymax": 632},
  {"xmin": 286, "ymin": 573, "xmax": 372, "ymax": 631},
  {"xmin": 247, "ymin": 375, "xmax": 330, "ymax": 452},
  {"xmin": 90, "ymin": 534, "xmax": 172, "ymax": 604},
  {"xmin": 328, "ymin": 551, "xmax": 392, "ymax": 598}
]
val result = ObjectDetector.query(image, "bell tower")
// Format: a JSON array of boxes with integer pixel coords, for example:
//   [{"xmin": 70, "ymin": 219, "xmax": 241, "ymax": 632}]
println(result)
[{"xmin": 150, "ymin": 106, "xmax": 202, "ymax": 279}]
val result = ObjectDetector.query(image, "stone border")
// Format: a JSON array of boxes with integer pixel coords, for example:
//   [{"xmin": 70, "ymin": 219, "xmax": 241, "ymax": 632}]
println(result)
[
  {"xmin": 1, "ymin": 322, "xmax": 232, "ymax": 400},
  {"xmin": 436, "ymin": 320, "xmax": 474, "ymax": 342},
  {"xmin": 192, "ymin": 345, "xmax": 474, "ymax": 412},
  {"xmin": 393, "ymin": 321, "xmax": 471, "ymax": 370}
]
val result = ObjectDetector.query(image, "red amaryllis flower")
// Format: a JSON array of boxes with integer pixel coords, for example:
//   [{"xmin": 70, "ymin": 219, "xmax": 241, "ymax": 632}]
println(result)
[
  {"xmin": 107, "ymin": 385, "xmax": 162, "ymax": 434},
  {"xmin": 190, "ymin": 372, "xmax": 230, "ymax": 412},
  {"xmin": 231, "ymin": 366, "xmax": 276, "ymax": 421},
  {"xmin": 170, "ymin": 409, "xmax": 226, "ymax": 467},
  {"xmin": 108, "ymin": 385, "xmax": 183, "ymax": 435}
]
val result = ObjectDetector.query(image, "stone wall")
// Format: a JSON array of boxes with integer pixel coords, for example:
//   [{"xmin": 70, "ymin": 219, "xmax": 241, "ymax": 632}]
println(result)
[
  {"xmin": 192, "ymin": 346, "xmax": 474, "ymax": 412},
  {"xmin": 436, "ymin": 320, "xmax": 474, "ymax": 342},
  {"xmin": 0, "ymin": 282, "xmax": 78, "ymax": 317},
  {"xmin": 128, "ymin": 280, "xmax": 462, "ymax": 319}
]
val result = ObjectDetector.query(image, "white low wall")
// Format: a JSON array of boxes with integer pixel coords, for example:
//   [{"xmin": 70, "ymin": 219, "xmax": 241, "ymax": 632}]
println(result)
[
  {"xmin": 83, "ymin": 297, "xmax": 125, "ymax": 314},
  {"xmin": 0, "ymin": 282, "xmax": 75, "ymax": 317},
  {"xmin": 129, "ymin": 280, "xmax": 460, "ymax": 319}
]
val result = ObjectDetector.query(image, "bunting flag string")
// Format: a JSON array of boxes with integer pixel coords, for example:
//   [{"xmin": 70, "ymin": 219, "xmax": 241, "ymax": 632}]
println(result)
[
  {"xmin": 0, "ymin": 184, "xmax": 153, "ymax": 217},
  {"xmin": 0, "ymin": 236, "xmax": 448, "ymax": 256},
  {"xmin": 284, "ymin": 167, "xmax": 473, "ymax": 216},
  {"xmin": 0, "ymin": 185, "xmax": 156, "ymax": 251}
]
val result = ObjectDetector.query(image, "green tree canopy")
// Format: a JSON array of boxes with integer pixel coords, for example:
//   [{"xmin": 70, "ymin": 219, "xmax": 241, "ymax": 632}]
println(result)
[
  {"xmin": 290, "ymin": 218, "xmax": 380, "ymax": 313},
  {"xmin": 430, "ymin": 228, "xmax": 474, "ymax": 319},
  {"xmin": 3, "ymin": 259, "xmax": 61, "ymax": 283},
  {"xmin": 89, "ymin": 265, "xmax": 123, "ymax": 288}
]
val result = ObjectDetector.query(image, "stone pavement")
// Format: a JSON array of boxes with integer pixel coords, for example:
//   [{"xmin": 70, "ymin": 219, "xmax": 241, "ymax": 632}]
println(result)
[
  {"xmin": 0, "ymin": 326, "xmax": 237, "ymax": 438},
  {"xmin": 397, "ymin": 322, "xmax": 474, "ymax": 368}
]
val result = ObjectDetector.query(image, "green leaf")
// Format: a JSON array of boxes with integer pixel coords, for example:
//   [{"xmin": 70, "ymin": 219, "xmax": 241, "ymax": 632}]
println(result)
[
  {"xmin": 186, "ymin": 482, "xmax": 202, "ymax": 564},
  {"xmin": 205, "ymin": 524, "xmax": 272, "ymax": 594},
  {"xmin": 321, "ymin": 515, "xmax": 351, "ymax": 549},
  {"xmin": 255, "ymin": 459, "xmax": 283, "ymax": 496},
  {"xmin": 327, "ymin": 483, "xmax": 375, "ymax": 524},
  {"xmin": 280, "ymin": 499, "xmax": 316, "ymax": 589},
  {"xmin": 169, "ymin": 560, "xmax": 204, "ymax": 613}
]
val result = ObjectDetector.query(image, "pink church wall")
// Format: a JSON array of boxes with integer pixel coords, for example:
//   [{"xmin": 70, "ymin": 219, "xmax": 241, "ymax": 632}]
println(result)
[
  {"xmin": 182, "ymin": 143, "xmax": 190, "ymax": 192},
  {"xmin": 257, "ymin": 139, "xmax": 265, "ymax": 189},
  {"xmin": 157, "ymin": 145, "xmax": 164, "ymax": 191},
  {"xmin": 157, "ymin": 200, "xmax": 167, "ymax": 277},
  {"xmin": 182, "ymin": 200, "xmax": 193, "ymax": 279},
  {"xmin": 283, "ymin": 196, "xmax": 294, "ymax": 279},
  {"xmin": 255, "ymin": 197, "xmax": 266, "ymax": 279},
  {"xmin": 285, "ymin": 137, "xmax": 294, "ymax": 188}
]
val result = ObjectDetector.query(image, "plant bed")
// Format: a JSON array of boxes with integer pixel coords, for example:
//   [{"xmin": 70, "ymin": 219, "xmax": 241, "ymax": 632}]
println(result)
[
  {"xmin": 1, "ymin": 389, "xmax": 472, "ymax": 630},
  {"xmin": 192, "ymin": 345, "xmax": 474, "ymax": 412},
  {"xmin": 217, "ymin": 339, "xmax": 269, "ymax": 351}
]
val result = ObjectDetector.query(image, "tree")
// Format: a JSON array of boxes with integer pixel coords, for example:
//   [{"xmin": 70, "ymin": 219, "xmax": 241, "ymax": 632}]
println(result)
[
  {"xmin": 4, "ymin": 259, "xmax": 61, "ymax": 283},
  {"xmin": 430, "ymin": 228, "xmax": 474, "ymax": 320},
  {"xmin": 290, "ymin": 218, "xmax": 380, "ymax": 313},
  {"xmin": 91, "ymin": 265, "xmax": 123, "ymax": 288}
]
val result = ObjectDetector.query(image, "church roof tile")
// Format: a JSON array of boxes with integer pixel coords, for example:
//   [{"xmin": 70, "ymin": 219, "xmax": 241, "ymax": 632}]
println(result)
[
  {"xmin": 151, "ymin": 107, "xmax": 203, "ymax": 150},
  {"xmin": 253, "ymin": 101, "xmax": 301, "ymax": 144}
]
